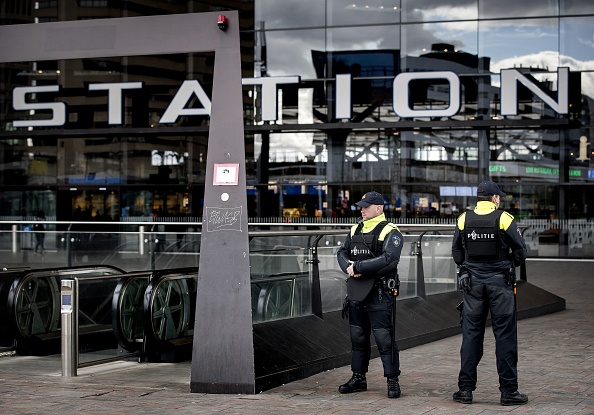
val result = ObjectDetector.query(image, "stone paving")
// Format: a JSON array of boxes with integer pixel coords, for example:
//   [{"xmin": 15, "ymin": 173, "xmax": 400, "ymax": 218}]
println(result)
[{"xmin": 0, "ymin": 258, "xmax": 592, "ymax": 415}]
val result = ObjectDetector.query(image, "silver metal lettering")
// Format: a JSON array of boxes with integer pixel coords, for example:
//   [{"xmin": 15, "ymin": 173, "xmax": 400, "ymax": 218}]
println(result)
[
  {"xmin": 9, "ymin": 69, "xmax": 571, "ymax": 127},
  {"xmin": 242, "ymin": 76, "xmax": 300, "ymax": 121},
  {"xmin": 336, "ymin": 74, "xmax": 352, "ymax": 120},
  {"xmin": 13, "ymin": 85, "xmax": 66, "ymax": 127},
  {"xmin": 88, "ymin": 82, "xmax": 143, "ymax": 125},
  {"xmin": 159, "ymin": 80, "xmax": 212, "ymax": 124},
  {"xmin": 501, "ymin": 67, "xmax": 568, "ymax": 116},
  {"xmin": 392, "ymin": 71, "xmax": 461, "ymax": 118}
]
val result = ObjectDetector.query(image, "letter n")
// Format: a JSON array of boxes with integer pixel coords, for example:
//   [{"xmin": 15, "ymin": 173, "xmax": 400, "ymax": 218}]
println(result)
[{"xmin": 500, "ymin": 67, "xmax": 569, "ymax": 116}]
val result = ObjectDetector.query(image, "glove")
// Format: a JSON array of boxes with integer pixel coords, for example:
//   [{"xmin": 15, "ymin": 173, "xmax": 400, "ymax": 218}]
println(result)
[
  {"xmin": 457, "ymin": 268, "xmax": 471, "ymax": 294},
  {"xmin": 341, "ymin": 296, "xmax": 349, "ymax": 320}
]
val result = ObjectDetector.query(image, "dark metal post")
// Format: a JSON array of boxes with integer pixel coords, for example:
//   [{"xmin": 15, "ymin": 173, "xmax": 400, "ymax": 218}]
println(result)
[
  {"xmin": 0, "ymin": 11, "xmax": 254, "ymax": 395},
  {"xmin": 308, "ymin": 235, "xmax": 324, "ymax": 318},
  {"xmin": 415, "ymin": 232, "xmax": 427, "ymax": 299},
  {"xmin": 189, "ymin": 11, "xmax": 255, "ymax": 394}
]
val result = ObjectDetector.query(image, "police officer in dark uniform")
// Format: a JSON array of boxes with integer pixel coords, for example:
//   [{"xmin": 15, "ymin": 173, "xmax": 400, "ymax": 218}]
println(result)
[
  {"xmin": 451, "ymin": 181, "xmax": 528, "ymax": 406},
  {"xmin": 337, "ymin": 191, "xmax": 404, "ymax": 398}
]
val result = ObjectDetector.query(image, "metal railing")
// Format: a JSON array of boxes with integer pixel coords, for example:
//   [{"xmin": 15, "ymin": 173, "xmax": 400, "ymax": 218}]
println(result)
[{"xmin": 0, "ymin": 220, "xmax": 531, "ymax": 377}]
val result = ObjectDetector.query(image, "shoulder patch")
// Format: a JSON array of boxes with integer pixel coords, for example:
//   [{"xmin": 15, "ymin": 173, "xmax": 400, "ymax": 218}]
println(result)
[{"xmin": 392, "ymin": 235, "xmax": 401, "ymax": 247}]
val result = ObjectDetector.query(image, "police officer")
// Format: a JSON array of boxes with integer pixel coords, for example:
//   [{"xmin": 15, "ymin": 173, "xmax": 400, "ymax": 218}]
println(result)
[
  {"xmin": 337, "ymin": 191, "xmax": 404, "ymax": 398},
  {"xmin": 451, "ymin": 181, "xmax": 528, "ymax": 406}
]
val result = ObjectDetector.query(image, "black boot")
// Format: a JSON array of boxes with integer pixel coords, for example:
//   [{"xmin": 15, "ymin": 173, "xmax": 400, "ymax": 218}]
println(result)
[
  {"xmin": 501, "ymin": 391, "xmax": 528, "ymax": 406},
  {"xmin": 453, "ymin": 390, "xmax": 473, "ymax": 404},
  {"xmin": 387, "ymin": 377, "xmax": 400, "ymax": 398},
  {"xmin": 338, "ymin": 372, "xmax": 367, "ymax": 394}
]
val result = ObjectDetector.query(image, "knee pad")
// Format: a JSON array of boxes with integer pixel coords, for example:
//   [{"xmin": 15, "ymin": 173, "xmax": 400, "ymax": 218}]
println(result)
[
  {"xmin": 350, "ymin": 325, "xmax": 367, "ymax": 348},
  {"xmin": 372, "ymin": 327, "xmax": 392, "ymax": 354}
]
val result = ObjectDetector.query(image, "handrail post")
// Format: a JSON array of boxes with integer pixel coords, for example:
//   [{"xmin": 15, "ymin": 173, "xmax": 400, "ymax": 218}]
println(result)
[
  {"xmin": 12, "ymin": 224, "xmax": 18, "ymax": 253},
  {"xmin": 139, "ymin": 225, "xmax": 145, "ymax": 255},
  {"xmin": 150, "ymin": 225, "xmax": 156, "ymax": 270},
  {"xmin": 415, "ymin": 232, "xmax": 427, "ymax": 299},
  {"xmin": 307, "ymin": 234, "xmax": 324, "ymax": 319},
  {"xmin": 61, "ymin": 279, "xmax": 78, "ymax": 377},
  {"xmin": 519, "ymin": 225, "xmax": 529, "ymax": 282},
  {"xmin": 67, "ymin": 224, "xmax": 73, "ymax": 267}
]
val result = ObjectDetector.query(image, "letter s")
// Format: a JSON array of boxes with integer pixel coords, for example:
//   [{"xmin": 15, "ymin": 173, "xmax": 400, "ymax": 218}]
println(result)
[{"xmin": 13, "ymin": 85, "xmax": 66, "ymax": 127}]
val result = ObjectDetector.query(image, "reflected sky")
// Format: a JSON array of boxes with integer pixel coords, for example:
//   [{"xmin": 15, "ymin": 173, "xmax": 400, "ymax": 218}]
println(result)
[
  {"xmin": 401, "ymin": 0, "xmax": 477, "ymax": 22},
  {"xmin": 479, "ymin": 0, "xmax": 558, "ymax": 18},
  {"xmin": 254, "ymin": 0, "xmax": 594, "ymax": 155}
]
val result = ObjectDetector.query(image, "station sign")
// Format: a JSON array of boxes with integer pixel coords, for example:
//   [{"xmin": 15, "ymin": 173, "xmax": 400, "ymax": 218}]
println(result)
[{"xmin": 10, "ymin": 67, "xmax": 570, "ymax": 127}]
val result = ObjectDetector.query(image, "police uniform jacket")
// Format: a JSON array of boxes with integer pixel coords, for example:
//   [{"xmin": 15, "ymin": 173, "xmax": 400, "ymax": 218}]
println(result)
[
  {"xmin": 337, "ymin": 213, "xmax": 403, "ymax": 278},
  {"xmin": 452, "ymin": 201, "xmax": 527, "ymax": 278}
]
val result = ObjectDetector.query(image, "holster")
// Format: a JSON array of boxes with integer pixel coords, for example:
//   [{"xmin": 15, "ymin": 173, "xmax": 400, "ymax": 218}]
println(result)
[
  {"xmin": 456, "ymin": 301, "xmax": 464, "ymax": 327},
  {"xmin": 379, "ymin": 274, "xmax": 400, "ymax": 297},
  {"xmin": 505, "ymin": 267, "xmax": 517, "ymax": 286}
]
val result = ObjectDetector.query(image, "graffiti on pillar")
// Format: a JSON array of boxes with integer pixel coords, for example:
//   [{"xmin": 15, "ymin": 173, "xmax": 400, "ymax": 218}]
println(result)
[{"xmin": 205, "ymin": 206, "xmax": 243, "ymax": 232}]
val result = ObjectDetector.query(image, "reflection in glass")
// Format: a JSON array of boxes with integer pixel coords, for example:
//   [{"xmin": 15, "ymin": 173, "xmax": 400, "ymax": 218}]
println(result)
[
  {"xmin": 259, "ymin": 29, "xmax": 325, "ymax": 78},
  {"xmin": 327, "ymin": 25, "xmax": 400, "ymax": 52},
  {"xmin": 560, "ymin": 0, "xmax": 594, "ymax": 15},
  {"xmin": 400, "ymin": 130, "xmax": 479, "ymax": 183},
  {"xmin": 255, "ymin": 0, "xmax": 325, "ymax": 29},
  {"xmin": 479, "ymin": 0, "xmax": 558, "ymax": 19},
  {"xmin": 401, "ymin": 21, "xmax": 478, "ymax": 71},
  {"xmin": 0, "ymin": 138, "xmax": 58, "ymax": 186},
  {"xmin": 401, "ymin": 0, "xmax": 477, "ymax": 22},
  {"xmin": 327, "ymin": 0, "xmax": 401, "ymax": 26},
  {"xmin": 560, "ymin": 17, "xmax": 594, "ymax": 72},
  {"xmin": 5, "ymin": 54, "xmax": 215, "ymax": 131},
  {"xmin": 479, "ymin": 19, "xmax": 559, "ymax": 73}
]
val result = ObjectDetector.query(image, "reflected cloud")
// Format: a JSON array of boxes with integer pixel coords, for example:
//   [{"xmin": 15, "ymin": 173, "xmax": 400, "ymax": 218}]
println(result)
[
  {"xmin": 491, "ymin": 52, "xmax": 594, "ymax": 98},
  {"xmin": 415, "ymin": 5, "xmax": 477, "ymax": 22}
]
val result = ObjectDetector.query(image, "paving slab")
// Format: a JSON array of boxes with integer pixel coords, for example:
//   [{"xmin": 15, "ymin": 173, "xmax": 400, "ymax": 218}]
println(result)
[{"xmin": 0, "ymin": 258, "xmax": 591, "ymax": 415}]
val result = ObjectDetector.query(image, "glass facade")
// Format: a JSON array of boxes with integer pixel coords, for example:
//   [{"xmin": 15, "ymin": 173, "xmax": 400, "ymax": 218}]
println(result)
[{"xmin": 1, "ymin": 0, "xmax": 593, "ymax": 255}]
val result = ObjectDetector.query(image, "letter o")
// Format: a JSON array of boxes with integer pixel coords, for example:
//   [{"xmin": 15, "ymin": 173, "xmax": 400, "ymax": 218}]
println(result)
[{"xmin": 393, "ymin": 71, "xmax": 461, "ymax": 118}]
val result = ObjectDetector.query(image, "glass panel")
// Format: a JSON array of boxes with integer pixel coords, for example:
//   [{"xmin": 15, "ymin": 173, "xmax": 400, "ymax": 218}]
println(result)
[
  {"xmin": 560, "ymin": 17, "xmax": 594, "ymax": 71},
  {"xmin": 479, "ymin": 0, "xmax": 558, "ymax": 19},
  {"xmin": 327, "ymin": 0, "xmax": 401, "ymax": 26},
  {"xmin": 54, "ymin": 136, "xmax": 201, "ymax": 186},
  {"xmin": 260, "ymin": 29, "xmax": 325, "ymax": 77},
  {"xmin": 560, "ymin": 0, "xmax": 594, "ymax": 15},
  {"xmin": 57, "ymin": 138, "xmax": 123, "ymax": 186},
  {"xmin": 420, "ymin": 234, "xmax": 457, "ymax": 295},
  {"xmin": 255, "ymin": 0, "xmax": 325, "ymax": 29},
  {"xmin": 316, "ymin": 234, "xmax": 348, "ymax": 311},
  {"xmin": 0, "ymin": 138, "xmax": 58, "ymax": 185},
  {"xmin": 401, "ymin": 21, "xmax": 479, "ymax": 73},
  {"xmin": 3, "ymin": 53, "xmax": 214, "ymax": 132},
  {"xmin": 478, "ymin": 19, "xmax": 558, "ymax": 73},
  {"xmin": 249, "ymin": 234, "xmax": 311, "ymax": 322},
  {"xmin": 402, "ymin": 129, "xmax": 480, "ymax": 182},
  {"xmin": 327, "ymin": 25, "xmax": 400, "ymax": 54},
  {"xmin": 401, "ymin": 0, "xmax": 477, "ymax": 23},
  {"xmin": 488, "ymin": 129, "xmax": 561, "ymax": 183}
]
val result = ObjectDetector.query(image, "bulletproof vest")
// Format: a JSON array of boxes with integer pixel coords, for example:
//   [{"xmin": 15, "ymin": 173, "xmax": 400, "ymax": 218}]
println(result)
[
  {"xmin": 349, "ymin": 220, "xmax": 387, "ymax": 261},
  {"xmin": 346, "ymin": 220, "xmax": 389, "ymax": 302},
  {"xmin": 464, "ymin": 210, "xmax": 506, "ymax": 262}
]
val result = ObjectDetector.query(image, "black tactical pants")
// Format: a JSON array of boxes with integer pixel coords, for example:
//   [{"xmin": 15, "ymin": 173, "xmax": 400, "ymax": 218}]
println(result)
[
  {"xmin": 458, "ymin": 272, "xmax": 518, "ymax": 393},
  {"xmin": 348, "ymin": 285, "xmax": 400, "ymax": 378}
]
